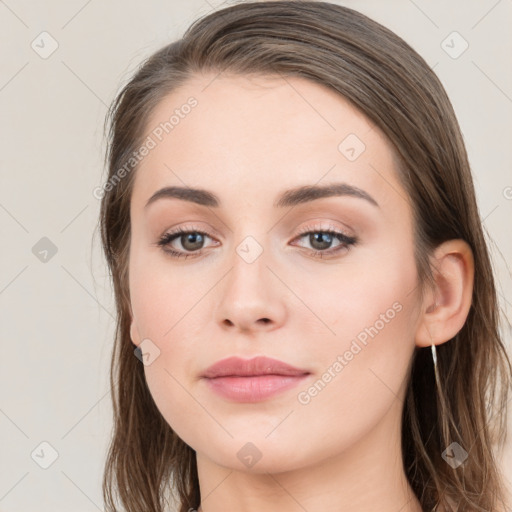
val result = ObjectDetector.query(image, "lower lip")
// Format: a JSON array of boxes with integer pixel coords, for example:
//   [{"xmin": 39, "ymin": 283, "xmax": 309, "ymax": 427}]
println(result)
[{"xmin": 203, "ymin": 374, "xmax": 309, "ymax": 402}]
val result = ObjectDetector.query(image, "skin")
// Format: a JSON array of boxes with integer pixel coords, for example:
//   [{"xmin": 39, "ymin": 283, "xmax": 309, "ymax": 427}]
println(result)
[{"xmin": 128, "ymin": 73, "xmax": 474, "ymax": 512}]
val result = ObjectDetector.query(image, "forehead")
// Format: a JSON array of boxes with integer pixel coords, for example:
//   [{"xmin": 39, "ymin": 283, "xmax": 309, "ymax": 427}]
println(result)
[{"xmin": 131, "ymin": 73, "xmax": 405, "ymax": 212}]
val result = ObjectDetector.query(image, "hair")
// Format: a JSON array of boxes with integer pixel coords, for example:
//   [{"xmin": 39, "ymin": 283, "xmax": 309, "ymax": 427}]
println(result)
[{"xmin": 98, "ymin": 1, "xmax": 512, "ymax": 511}]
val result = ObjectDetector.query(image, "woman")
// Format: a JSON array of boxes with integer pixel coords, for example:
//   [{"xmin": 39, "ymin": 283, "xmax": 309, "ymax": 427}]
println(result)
[{"xmin": 98, "ymin": 2, "xmax": 512, "ymax": 511}]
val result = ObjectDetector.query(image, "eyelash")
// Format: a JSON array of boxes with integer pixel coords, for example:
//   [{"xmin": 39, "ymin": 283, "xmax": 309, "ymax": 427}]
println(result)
[{"xmin": 156, "ymin": 224, "xmax": 357, "ymax": 260}]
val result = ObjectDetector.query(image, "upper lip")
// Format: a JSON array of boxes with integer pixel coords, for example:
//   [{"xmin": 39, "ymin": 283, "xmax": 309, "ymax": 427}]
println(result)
[{"xmin": 202, "ymin": 356, "xmax": 310, "ymax": 378}]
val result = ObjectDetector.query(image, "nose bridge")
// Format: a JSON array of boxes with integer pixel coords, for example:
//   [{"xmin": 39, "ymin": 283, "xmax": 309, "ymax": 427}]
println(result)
[
  {"xmin": 214, "ymin": 224, "xmax": 286, "ymax": 331},
  {"xmin": 228, "ymin": 230, "xmax": 269, "ymax": 295},
  {"xmin": 229, "ymin": 211, "xmax": 268, "ymax": 271}
]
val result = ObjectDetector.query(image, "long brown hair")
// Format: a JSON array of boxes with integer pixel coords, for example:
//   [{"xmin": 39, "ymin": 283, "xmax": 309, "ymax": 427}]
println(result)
[{"xmin": 98, "ymin": 2, "xmax": 512, "ymax": 511}]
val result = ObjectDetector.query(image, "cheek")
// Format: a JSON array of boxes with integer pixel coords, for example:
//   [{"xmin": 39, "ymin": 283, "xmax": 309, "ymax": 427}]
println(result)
[
  {"xmin": 287, "ymin": 232, "xmax": 419, "ymax": 350},
  {"xmin": 289, "ymin": 290, "xmax": 419, "ymax": 465},
  {"xmin": 292, "ymin": 240, "xmax": 419, "ymax": 416},
  {"xmin": 130, "ymin": 267, "xmax": 201, "ymax": 379},
  {"xmin": 129, "ymin": 248, "xmax": 213, "ymax": 441},
  {"xmin": 129, "ymin": 239, "xmax": 206, "ymax": 342}
]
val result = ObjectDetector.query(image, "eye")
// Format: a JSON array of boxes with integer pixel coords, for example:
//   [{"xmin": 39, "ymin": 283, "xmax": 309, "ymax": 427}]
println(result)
[
  {"xmin": 291, "ymin": 225, "xmax": 357, "ymax": 258},
  {"xmin": 155, "ymin": 224, "xmax": 357, "ymax": 260},
  {"xmin": 156, "ymin": 226, "xmax": 217, "ymax": 259}
]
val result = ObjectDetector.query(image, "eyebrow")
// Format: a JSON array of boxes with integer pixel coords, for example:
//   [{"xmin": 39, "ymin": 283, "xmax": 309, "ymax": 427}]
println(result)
[{"xmin": 144, "ymin": 182, "xmax": 379, "ymax": 209}]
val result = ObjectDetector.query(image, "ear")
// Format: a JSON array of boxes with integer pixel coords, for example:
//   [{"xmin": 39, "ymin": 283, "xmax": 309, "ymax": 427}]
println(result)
[{"xmin": 415, "ymin": 239, "xmax": 474, "ymax": 348}]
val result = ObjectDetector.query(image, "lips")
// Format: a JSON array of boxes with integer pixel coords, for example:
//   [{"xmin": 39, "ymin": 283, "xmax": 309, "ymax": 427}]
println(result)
[
  {"xmin": 201, "ymin": 356, "xmax": 311, "ymax": 402},
  {"xmin": 201, "ymin": 356, "xmax": 310, "ymax": 378}
]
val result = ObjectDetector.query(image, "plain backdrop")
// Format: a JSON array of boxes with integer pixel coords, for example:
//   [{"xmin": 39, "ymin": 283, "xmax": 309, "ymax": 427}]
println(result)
[{"xmin": 1, "ymin": 1, "xmax": 511, "ymax": 510}]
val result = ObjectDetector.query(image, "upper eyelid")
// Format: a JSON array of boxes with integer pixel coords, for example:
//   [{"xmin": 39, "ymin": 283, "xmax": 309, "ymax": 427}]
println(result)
[
  {"xmin": 295, "ymin": 222, "xmax": 353, "ymax": 237},
  {"xmin": 164, "ymin": 223, "xmax": 352, "ymax": 239}
]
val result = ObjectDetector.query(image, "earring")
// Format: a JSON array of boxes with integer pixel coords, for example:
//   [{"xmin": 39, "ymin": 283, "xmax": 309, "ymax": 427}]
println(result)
[
  {"xmin": 431, "ymin": 343, "xmax": 440, "ymax": 389},
  {"xmin": 426, "ymin": 319, "xmax": 440, "ymax": 390}
]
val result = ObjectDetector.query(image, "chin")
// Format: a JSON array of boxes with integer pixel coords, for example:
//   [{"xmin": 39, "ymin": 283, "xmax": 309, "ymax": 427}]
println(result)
[{"xmin": 196, "ymin": 436, "xmax": 313, "ymax": 475}]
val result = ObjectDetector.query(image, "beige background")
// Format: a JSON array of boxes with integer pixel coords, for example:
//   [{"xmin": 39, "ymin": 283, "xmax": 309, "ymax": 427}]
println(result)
[{"xmin": 1, "ymin": 0, "xmax": 511, "ymax": 510}]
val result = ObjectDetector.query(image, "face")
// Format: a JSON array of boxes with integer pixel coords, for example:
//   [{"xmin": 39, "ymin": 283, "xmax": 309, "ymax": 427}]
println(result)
[{"xmin": 128, "ymin": 73, "xmax": 423, "ymax": 473}]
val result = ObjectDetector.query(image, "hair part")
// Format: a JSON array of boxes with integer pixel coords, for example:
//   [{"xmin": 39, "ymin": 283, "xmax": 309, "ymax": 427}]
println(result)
[{"xmin": 98, "ymin": 2, "xmax": 512, "ymax": 511}]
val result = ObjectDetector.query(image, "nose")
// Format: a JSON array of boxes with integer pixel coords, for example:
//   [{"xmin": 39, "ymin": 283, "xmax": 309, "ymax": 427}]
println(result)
[{"xmin": 214, "ymin": 239, "xmax": 287, "ymax": 334}]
